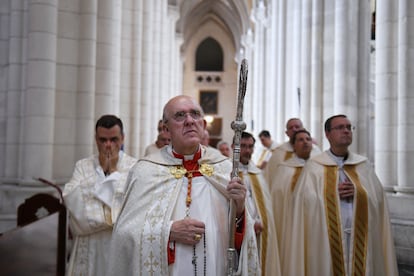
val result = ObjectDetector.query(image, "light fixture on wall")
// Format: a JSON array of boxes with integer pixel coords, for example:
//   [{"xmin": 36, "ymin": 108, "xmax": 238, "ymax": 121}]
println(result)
[{"xmin": 204, "ymin": 115, "xmax": 214, "ymax": 124}]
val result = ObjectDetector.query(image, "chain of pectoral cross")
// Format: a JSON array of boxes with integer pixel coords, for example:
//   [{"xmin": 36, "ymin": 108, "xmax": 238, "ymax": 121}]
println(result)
[{"xmin": 185, "ymin": 170, "xmax": 206, "ymax": 276}]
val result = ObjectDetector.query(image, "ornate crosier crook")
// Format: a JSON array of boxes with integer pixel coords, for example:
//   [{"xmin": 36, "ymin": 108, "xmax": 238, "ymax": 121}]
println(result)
[{"xmin": 227, "ymin": 58, "xmax": 248, "ymax": 276}]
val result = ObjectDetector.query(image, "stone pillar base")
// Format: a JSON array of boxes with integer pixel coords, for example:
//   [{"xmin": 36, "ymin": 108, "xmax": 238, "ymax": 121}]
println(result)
[
  {"xmin": 387, "ymin": 194, "xmax": 414, "ymax": 275},
  {"xmin": 394, "ymin": 186, "xmax": 414, "ymax": 197}
]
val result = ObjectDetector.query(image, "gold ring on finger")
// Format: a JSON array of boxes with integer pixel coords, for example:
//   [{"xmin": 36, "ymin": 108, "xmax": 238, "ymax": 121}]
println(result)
[{"xmin": 194, "ymin": 233, "xmax": 202, "ymax": 241}]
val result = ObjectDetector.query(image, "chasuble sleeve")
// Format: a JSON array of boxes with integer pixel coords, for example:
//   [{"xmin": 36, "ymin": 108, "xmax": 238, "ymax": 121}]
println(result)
[{"xmin": 64, "ymin": 159, "xmax": 113, "ymax": 235}]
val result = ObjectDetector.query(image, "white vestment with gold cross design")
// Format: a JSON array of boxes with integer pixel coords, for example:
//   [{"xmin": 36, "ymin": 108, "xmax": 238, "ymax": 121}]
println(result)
[{"xmin": 107, "ymin": 145, "xmax": 261, "ymax": 276}]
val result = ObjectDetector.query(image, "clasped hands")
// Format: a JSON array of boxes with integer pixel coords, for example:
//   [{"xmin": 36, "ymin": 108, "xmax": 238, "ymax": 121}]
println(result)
[
  {"xmin": 169, "ymin": 177, "xmax": 246, "ymax": 245},
  {"xmin": 99, "ymin": 149, "xmax": 119, "ymax": 176},
  {"xmin": 338, "ymin": 179, "xmax": 354, "ymax": 200}
]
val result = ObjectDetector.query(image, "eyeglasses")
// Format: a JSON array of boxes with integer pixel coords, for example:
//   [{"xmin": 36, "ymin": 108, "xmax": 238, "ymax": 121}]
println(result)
[
  {"xmin": 172, "ymin": 110, "xmax": 203, "ymax": 122},
  {"xmin": 330, "ymin": 124, "xmax": 355, "ymax": 131}
]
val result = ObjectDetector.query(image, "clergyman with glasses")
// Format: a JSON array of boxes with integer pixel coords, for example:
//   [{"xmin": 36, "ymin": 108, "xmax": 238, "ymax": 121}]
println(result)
[
  {"xmin": 233, "ymin": 131, "xmax": 281, "ymax": 275},
  {"xmin": 284, "ymin": 114, "xmax": 398, "ymax": 276},
  {"xmin": 106, "ymin": 95, "xmax": 263, "ymax": 275}
]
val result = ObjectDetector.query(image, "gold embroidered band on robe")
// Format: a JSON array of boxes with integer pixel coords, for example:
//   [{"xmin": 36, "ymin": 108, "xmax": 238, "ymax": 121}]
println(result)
[
  {"xmin": 324, "ymin": 166, "xmax": 346, "ymax": 275},
  {"xmin": 344, "ymin": 165, "xmax": 368, "ymax": 276},
  {"xmin": 169, "ymin": 163, "xmax": 214, "ymax": 179},
  {"xmin": 284, "ymin": 151, "xmax": 293, "ymax": 161},
  {"xmin": 290, "ymin": 167, "xmax": 303, "ymax": 192},
  {"xmin": 324, "ymin": 165, "xmax": 369, "ymax": 276},
  {"xmin": 170, "ymin": 166, "xmax": 187, "ymax": 179},
  {"xmin": 240, "ymin": 173, "xmax": 269, "ymax": 276}
]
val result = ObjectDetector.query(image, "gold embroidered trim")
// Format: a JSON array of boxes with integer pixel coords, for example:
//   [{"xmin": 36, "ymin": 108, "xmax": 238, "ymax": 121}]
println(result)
[
  {"xmin": 169, "ymin": 166, "xmax": 187, "ymax": 179},
  {"xmin": 103, "ymin": 205, "xmax": 112, "ymax": 226},
  {"xmin": 344, "ymin": 165, "xmax": 368, "ymax": 276},
  {"xmin": 324, "ymin": 166, "xmax": 346, "ymax": 276},
  {"xmin": 199, "ymin": 163, "xmax": 214, "ymax": 176},
  {"xmin": 284, "ymin": 151, "xmax": 293, "ymax": 161},
  {"xmin": 290, "ymin": 167, "xmax": 303, "ymax": 192},
  {"xmin": 248, "ymin": 173, "xmax": 268, "ymax": 276},
  {"xmin": 169, "ymin": 163, "xmax": 214, "ymax": 179}
]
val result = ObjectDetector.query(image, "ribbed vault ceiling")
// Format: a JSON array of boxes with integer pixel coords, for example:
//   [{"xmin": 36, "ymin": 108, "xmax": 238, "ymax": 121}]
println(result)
[{"xmin": 175, "ymin": 0, "xmax": 252, "ymax": 52}]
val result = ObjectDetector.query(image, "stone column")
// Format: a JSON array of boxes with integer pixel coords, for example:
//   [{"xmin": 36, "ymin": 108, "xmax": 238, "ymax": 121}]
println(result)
[
  {"xmin": 112, "ymin": 0, "xmax": 122, "ymax": 115},
  {"xmin": 0, "ymin": 0, "xmax": 7, "ymax": 175},
  {"xmin": 22, "ymin": 0, "xmax": 58, "ymax": 180},
  {"xmin": 118, "ymin": 0, "xmax": 133, "ymax": 152},
  {"xmin": 375, "ymin": 0, "xmax": 398, "ymax": 191},
  {"xmin": 128, "ymin": 0, "xmax": 143, "ymax": 157},
  {"xmin": 4, "ymin": 0, "xmax": 22, "ymax": 178},
  {"xmin": 150, "ymin": 0, "xmax": 162, "ymax": 123},
  {"xmin": 263, "ymin": 1, "xmax": 277, "ymax": 136},
  {"xmin": 299, "ymin": 0, "xmax": 312, "ymax": 130},
  {"xmin": 355, "ymin": 1, "xmax": 372, "ymax": 158},
  {"xmin": 275, "ymin": 0, "xmax": 287, "ymax": 142},
  {"xmin": 75, "ymin": 0, "xmax": 97, "ymax": 160},
  {"xmin": 394, "ymin": 0, "xmax": 414, "ymax": 195},
  {"xmin": 94, "ymin": 0, "xmax": 117, "ymax": 116},
  {"xmin": 309, "ymin": 0, "xmax": 324, "ymax": 143},
  {"xmin": 376, "ymin": 2, "xmax": 414, "ymax": 271},
  {"xmin": 251, "ymin": 1, "xmax": 266, "ymax": 132},
  {"xmin": 167, "ymin": 4, "xmax": 180, "ymax": 102},
  {"xmin": 157, "ymin": 0, "xmax": 167, "ymax": 119},
  {"xmin": 140, "ymin": 1, "xmax": 155, "ymax": 156},
  {"xmin": 288, "ymin": 0, "xmax": 301, "ymax": 118}
]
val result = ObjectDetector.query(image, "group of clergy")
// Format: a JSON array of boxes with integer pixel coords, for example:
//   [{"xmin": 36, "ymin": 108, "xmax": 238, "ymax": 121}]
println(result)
[
  {"xmin": 62, "ymin": 95, "xmax": 398, "ymax": 276},
  {"xmin": 258, "ymin": 116, "xmax": 398, "ymax": 275}
]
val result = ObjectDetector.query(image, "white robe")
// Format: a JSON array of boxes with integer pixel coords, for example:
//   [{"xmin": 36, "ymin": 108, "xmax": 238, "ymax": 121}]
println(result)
[
  {"xmin": 266, "ymin": 141, "xmax": 320, "ymax": 183},
  {"xmin": 285, "ymin": 151, "xmax": 398, "ymax": 276},
  {"xmin": 106, "ymin": 145, "xmax": 261, "ymax": 276},
  {"xmin": 240, "ymin": 162, "xmax": 281, "ymax": 276},
  {"xmin": 269, "ymin": 155, "xmax": 306, "ymax": 275},
  {"xmin": 63, "ymin": 151, "xmax": 138, "ymax": 276},
  {"xmin": 255, "ymin": 141, "xmax": 278, "ymax": 168}
]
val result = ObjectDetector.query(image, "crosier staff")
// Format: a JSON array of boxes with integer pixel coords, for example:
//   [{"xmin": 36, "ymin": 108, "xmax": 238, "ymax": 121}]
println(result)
[{"xmin": 227, "ymin": 59, "xmax": 248, "ymax": 276}]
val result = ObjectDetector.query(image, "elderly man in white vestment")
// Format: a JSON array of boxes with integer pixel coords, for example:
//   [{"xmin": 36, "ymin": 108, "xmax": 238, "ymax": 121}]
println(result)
[
  {"xmin": 285, "ymin": 115, "xmax": 398, "ymax": 276},
  {"xmin": 106, "ymin": 95, "xmax": 261, "ymax": 275},
  {"xmin": 269, "ymin": 128, "xmax": 312, "ymax": 274},
  {"xmin": 266, "ymin": 118, "xmax": 320, "ymax": 183},
  {"xmin": 234, "ymin": 131, "xmax": 281, "ymax": 276},
  {"xmin": 63, "ymin": 115, "xmax": 138, "ymax": 275}
]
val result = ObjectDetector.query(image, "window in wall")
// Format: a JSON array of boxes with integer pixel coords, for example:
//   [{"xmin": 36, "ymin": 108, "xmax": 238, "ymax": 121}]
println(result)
[{"xmin": 195, "ymin": 37, "xmax": 223, "ymax": 71}]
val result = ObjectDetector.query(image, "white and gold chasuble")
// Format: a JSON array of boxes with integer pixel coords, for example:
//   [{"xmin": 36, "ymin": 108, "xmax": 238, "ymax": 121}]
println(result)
[
  {"xmin": 285, "ymin": 151, "xmax": 398, "ymax": 276},
  {"xmin": 239, "ymin": 162, "xmax": 281, "ymax": 276},
  {"xmin": 106, "ymin": 145, "xmax": 261, "ymax": 276},
  {"xmin": 63, "ymin": 152, "xmax": 138, "ymax": 276},
  {"xmin": 265, "ymin": 141, "xmax": 321, "ymax": 183},
  {"xmin": 270, "ymin": 155, "xmax": 306, "ymax": 275}
]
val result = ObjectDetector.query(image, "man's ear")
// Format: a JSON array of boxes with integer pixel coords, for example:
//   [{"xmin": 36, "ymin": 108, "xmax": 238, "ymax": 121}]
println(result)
[{"xmin": 203, "ymin": 119, "xmax": 207, "ymax": 129}]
